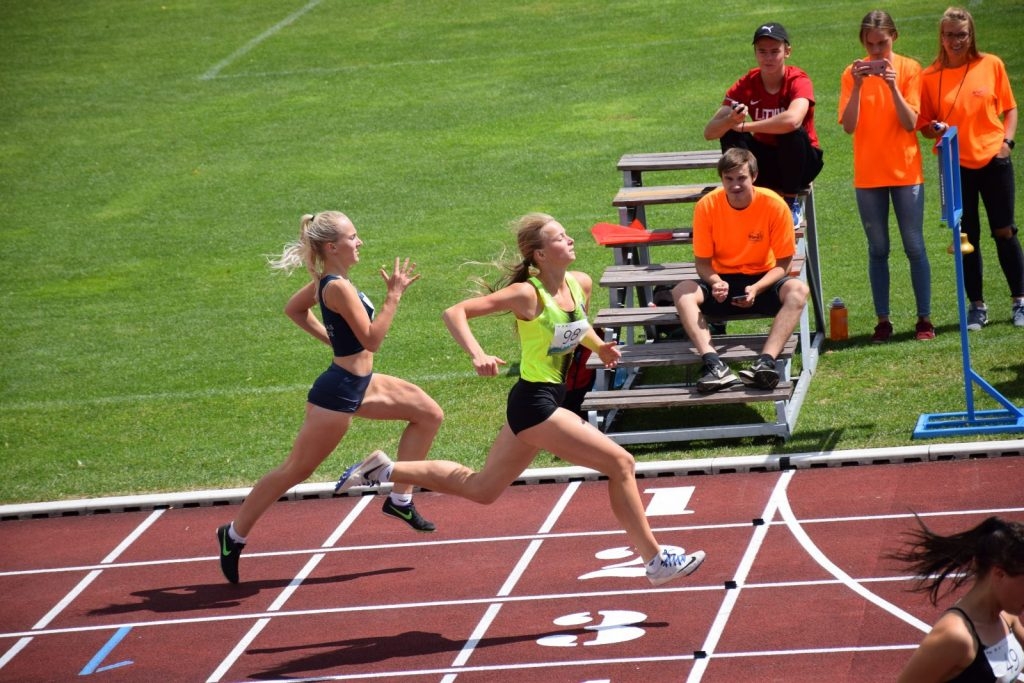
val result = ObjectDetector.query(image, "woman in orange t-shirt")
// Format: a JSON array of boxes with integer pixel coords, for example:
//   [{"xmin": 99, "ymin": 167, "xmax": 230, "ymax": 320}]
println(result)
[
  {"xmin": 840, "ymin": 10, "xmax": 933, "ymax": 343},
  {"xmin": 919, "ymin": 6, "xmax": 1023, "ymax": 330}
]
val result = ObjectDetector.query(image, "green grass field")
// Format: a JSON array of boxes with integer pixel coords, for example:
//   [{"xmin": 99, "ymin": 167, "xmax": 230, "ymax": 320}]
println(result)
[{"xmin": 2, "ymin": 1, "xmax": 1022, "ymax": 504}]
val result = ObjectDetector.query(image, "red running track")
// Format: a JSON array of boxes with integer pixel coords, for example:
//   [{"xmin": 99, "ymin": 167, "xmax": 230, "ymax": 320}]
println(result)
[{"xmin": 1, "ymin": 455, "xmax": 1022, "ymax": 682}]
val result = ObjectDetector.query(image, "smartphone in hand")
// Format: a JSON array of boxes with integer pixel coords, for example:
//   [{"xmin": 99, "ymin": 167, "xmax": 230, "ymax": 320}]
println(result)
[
  {"xmin": 854, "ymin": 59, "xmax": 887, "ymax": 75},
  {"xmin": 725, "ymin": 97, "xmax": 745, "ymax": 111}
]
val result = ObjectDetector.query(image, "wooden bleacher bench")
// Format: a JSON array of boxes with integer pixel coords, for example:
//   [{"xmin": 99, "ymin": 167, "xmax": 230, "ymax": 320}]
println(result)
[
  {"xmin": 584, "ymin": 334, "xmax": 799, "ymax": 370},
  {"xmin": 592, "ymin": 307, "xmax": 785, "ymax": 331},
  {"xmin": 581, "ymin": 382, "xmax": 795, "ymax": 411},
  {"xmin": 614, "ymin": 182, "xmax": 815, "ymax": 212},
  {"xmin": 618, "ymin": 150, "xmax": 723, "ymax": 176},
  {"xmin": 593, "ymin": 226, "xmax": 804, "ymax": 250},
  {"xmin": 613, "ymin": 183, "xmax": 720, "ymax": 209},
  {"xmin": 587, "ymin": 149, "xmax": 824, "ymax": 443},
  {"xmin": 599, "ymin": 256, "xmax": 804, "ymax": 290}
]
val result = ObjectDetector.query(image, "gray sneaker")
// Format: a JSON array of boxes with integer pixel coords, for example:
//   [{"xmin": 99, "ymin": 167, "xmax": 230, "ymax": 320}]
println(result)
[
  {"xmin": 696, "ymin": 361, "xmax": 738, "ymax": 393},
  {"xmin": 966, "ymin": 304, "xmax": 988, "ymax": 331},
  {"xmin": 335, "ymin": 450, "xmax": 392, "ymax": 492},
  {"xmin": 1013, "ymin": 302, "xmax": 1024, "ymax": 328}
]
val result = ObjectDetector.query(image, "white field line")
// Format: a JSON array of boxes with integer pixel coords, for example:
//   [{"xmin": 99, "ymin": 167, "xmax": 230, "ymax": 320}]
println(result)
[
  {"xmin": 445, "ymin": 481, "xmax": 582, "ymax": 675},
  {"xmin": 1, "ymin": 371, "xmax": 472, "ymax": 412},
  {"xmin": 776, "ymin": 489, "xmax": 932, "ymax": 634},
  {"xmin": 199, "ymin": 0, "xmax": 324, "ymax": 81}
]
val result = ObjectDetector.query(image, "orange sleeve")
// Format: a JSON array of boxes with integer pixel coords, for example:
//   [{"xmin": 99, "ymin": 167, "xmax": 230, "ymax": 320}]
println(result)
[{"xmin": 846, "ymin": 54, "xmax": 924, "ymax": 187}]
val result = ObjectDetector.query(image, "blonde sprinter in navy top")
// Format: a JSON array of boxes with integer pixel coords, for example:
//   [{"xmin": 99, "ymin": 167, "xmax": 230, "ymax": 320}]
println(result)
[{"xmin": 215, "ymin": 212, "xmax": 444, "ymax": 583}]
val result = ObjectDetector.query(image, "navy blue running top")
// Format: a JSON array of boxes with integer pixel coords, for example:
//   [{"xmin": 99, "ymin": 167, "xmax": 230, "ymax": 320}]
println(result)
[
  {"xmin": 946, "ymin": 607, "xmax": 1024, "ymax": 683},
  {"xmin": 318, "ymin": 274, "xmax": 375, "ymax": 357}
]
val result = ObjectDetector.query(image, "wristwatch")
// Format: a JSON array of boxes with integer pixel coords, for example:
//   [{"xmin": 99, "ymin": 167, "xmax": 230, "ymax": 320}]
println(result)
[{"xmin": 1005, "ymin": 139, "xmax": 1016, "ymax": 150}]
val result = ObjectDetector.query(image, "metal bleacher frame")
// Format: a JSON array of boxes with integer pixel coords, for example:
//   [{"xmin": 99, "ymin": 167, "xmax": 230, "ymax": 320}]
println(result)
[{"xmin": 581, "ymin": 150, "xmax": 825, "ymax": 444}]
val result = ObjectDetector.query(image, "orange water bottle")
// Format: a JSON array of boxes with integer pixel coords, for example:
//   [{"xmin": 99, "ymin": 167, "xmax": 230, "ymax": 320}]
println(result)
[{"xmin": 830, "ymin": 297, "xmax": 848, "ymax": 341}]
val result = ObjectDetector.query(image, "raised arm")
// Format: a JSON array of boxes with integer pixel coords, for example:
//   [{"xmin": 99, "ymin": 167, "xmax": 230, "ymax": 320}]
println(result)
[{"xmin": 322, "ymin": 257, "xmax": 419, "ymax": 353}]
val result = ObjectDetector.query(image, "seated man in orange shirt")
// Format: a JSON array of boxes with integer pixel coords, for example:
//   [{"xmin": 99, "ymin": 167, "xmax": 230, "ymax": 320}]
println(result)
[{"xmin": 670, "ymin": 147, "xmax": 809, "ymax": 393}]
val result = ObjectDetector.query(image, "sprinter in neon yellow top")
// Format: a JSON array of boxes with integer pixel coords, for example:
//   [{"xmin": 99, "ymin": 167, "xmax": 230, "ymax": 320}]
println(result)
[
  {"xmin": 335, "ymin": 213, "xmax": 707, "ymax": 586},
  {"xmin": 517, "ymin": 274, "xmax": 590, "ymax": 384}
]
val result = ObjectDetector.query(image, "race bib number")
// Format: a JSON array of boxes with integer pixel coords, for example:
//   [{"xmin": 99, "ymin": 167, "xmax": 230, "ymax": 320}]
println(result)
[{"xmin": 548, "ymin": 319, "xmax": 590, "ymax": 356}]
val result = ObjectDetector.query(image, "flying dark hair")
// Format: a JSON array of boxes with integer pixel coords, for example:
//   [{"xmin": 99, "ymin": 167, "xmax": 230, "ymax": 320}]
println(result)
[{"xmin": 887, "ymin": 515, "xmax": 1024, "ymax": 605}]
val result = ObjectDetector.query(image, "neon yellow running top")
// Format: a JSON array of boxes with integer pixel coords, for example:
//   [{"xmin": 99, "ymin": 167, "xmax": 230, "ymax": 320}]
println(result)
[{"xmin": 516, "ymin": 275, "xmax": 591, "ymax": 384}]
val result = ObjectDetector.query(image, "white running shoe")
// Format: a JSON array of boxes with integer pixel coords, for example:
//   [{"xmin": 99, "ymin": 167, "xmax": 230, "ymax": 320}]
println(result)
[
  {"xmin": 335, "ymin": 450, "xmax": 393, "ymax": 492},
  {"xmin": 646, "ymin": 546, "xmax": 705, "ymax": 586}
]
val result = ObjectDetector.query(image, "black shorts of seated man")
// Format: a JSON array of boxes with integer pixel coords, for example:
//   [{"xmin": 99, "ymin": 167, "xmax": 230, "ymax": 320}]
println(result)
[{"xmin": 669, "ymin": 147, "xmax": 809, "ymax": 393}]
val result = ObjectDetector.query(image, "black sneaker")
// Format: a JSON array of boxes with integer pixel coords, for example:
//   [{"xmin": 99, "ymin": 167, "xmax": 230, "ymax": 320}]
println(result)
[
  {"xmin": 696, "ymin": 361, "xmax": 738, "ymax": 393},
  {"xmin": 739, "ymin": 357, "xmax": 779, "ymax": 389},
  {"xmin": 382, "ymin": 498, "xmax": 436, "ymax": 533},
  {"xmin": 216, "ymin": 524, "xmax": 245, "ymax": 584}
]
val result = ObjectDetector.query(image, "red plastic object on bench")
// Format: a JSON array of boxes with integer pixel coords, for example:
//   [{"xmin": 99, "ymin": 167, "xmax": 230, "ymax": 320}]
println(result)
[{"xmin": 590, "ymin": 220, "xmax": 674, "ymax": 245}]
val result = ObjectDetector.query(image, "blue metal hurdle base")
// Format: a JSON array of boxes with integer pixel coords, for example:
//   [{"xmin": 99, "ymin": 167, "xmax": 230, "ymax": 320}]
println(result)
[
  {"xmin": 914, "ymin": 127, "xmax": 1024, "ymax": 440},
  {"xmin": 914, "ymin": 409, "xmax": 1024, "ymax": 439}
]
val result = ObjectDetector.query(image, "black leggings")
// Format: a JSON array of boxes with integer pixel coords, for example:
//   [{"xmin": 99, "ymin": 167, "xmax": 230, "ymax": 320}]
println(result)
[
  {"xmin": 721, "ymin": 128, "xmax": 824, "ymax": 196},
  {"xmin": 959, "ymin": 156, "xmax": 1024, "ymax": 301}
]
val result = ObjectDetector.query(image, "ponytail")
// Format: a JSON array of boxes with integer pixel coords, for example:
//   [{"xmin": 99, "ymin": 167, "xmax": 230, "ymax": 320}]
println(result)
[
  {"xmin": 268, "ymin": 212, "xmax": 350, "ymax": 295},
  {"xmin": 888, "ymin": 515, "xmax": 1024, "ymax": 604}
]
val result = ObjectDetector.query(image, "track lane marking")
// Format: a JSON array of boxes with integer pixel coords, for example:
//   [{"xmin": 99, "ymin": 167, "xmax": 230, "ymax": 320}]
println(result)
[
  {"xmin": 442, "ymin": 480, "xmax": 581, "ymax": 680},
  {"xmin": 687, "ymin": 469, "xmax": 794, "ymax": 682},
  {"xmin": 775, "ymin": 486, "xmax": 932, "ymax": 633},
  {"xmin": 6, "ymin": 506, "xmax": 1023, "ymax": 580},
  {"xmin": 206, "ymin": 494, "xmax": 375, "ymax": 682},
  {"xmin": 0, "ymin": 509, "xmax": 164, "ymax": 673},
  {"xmin": 79, "ymin": 626, "xmax": 133, "ymax": 675}
]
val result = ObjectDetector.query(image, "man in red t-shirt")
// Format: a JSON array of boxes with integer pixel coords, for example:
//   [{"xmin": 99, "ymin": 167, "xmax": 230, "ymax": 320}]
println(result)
[
  {"xmin": 704, "ymin": 22, "xmax": 824, "ymax": 223},
  {"xmin": 670, "ymin": 148, "xmax": 809, "ymax": 393}
]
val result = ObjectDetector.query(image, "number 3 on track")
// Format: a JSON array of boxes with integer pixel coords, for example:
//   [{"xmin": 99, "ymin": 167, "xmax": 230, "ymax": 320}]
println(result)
[{"xmin": 536, "ymin": 610, "xmax": 647, "ymax": 647}]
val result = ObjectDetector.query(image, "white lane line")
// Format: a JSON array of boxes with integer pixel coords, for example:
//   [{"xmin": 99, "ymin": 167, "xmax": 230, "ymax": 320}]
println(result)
[
  {"xmin": 443, "ymin": 481, "xmax": 582, "ymax": 678},
  {"xmin": 6, "ymin": 507, "xmax": 1022, "ymax": 581},
  {"xmin": 0, "ymin": 509, "xmax": 164, "ymax": 671},
  {"xmin": 0, "ymin": 521, "xmax": 749, "ymax": 579},
  {"xmin": 687, "ymin": 469, "xmax": 794, "ymax": 682},
  {"xmin": 215, "ymin": 644, "xmax": 923, "ymax": 681},
  {"xmin": 206, "ymin": 495, "xmax": 375, "ymax": 682},
  {"xmin": 199, "ymin": 0, "xmax": 323, "ymax": 81},
  {"xmin": 775, "ymin": 488, "xmax": 932, "ymax": 633}
]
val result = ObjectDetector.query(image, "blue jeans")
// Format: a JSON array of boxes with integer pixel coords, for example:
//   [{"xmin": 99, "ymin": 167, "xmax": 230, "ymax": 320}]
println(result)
[{"xmin": 855, "ymin": 184, "xmax": 930, "ymax": 318}]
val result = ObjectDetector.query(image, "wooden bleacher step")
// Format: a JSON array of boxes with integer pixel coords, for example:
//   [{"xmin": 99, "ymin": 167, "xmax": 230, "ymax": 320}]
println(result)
[
  {"xmin": 618, "ymin": 150, "xmax": 723, "ymax": 174},
  {"xmin": 585, "ymin": 334, "xmax": 799, "ymax": 370},
  {"xmin": 593, "ymin": 306, "xmax": 796, "ymax": 333},
  {"xmin": 580, "ymin": 382, "xmax": 796, "ymax": 411},
  {"xmin": 599, "ymin": 256, "xmax": 804, "ymax": 290},
  {"xmin": 593, "ymin": 226, "xmax": 804, "ymax": 250},
  {"xmin": 613, "ymin": 183, "xmax": 720, "ymax": 208}
]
